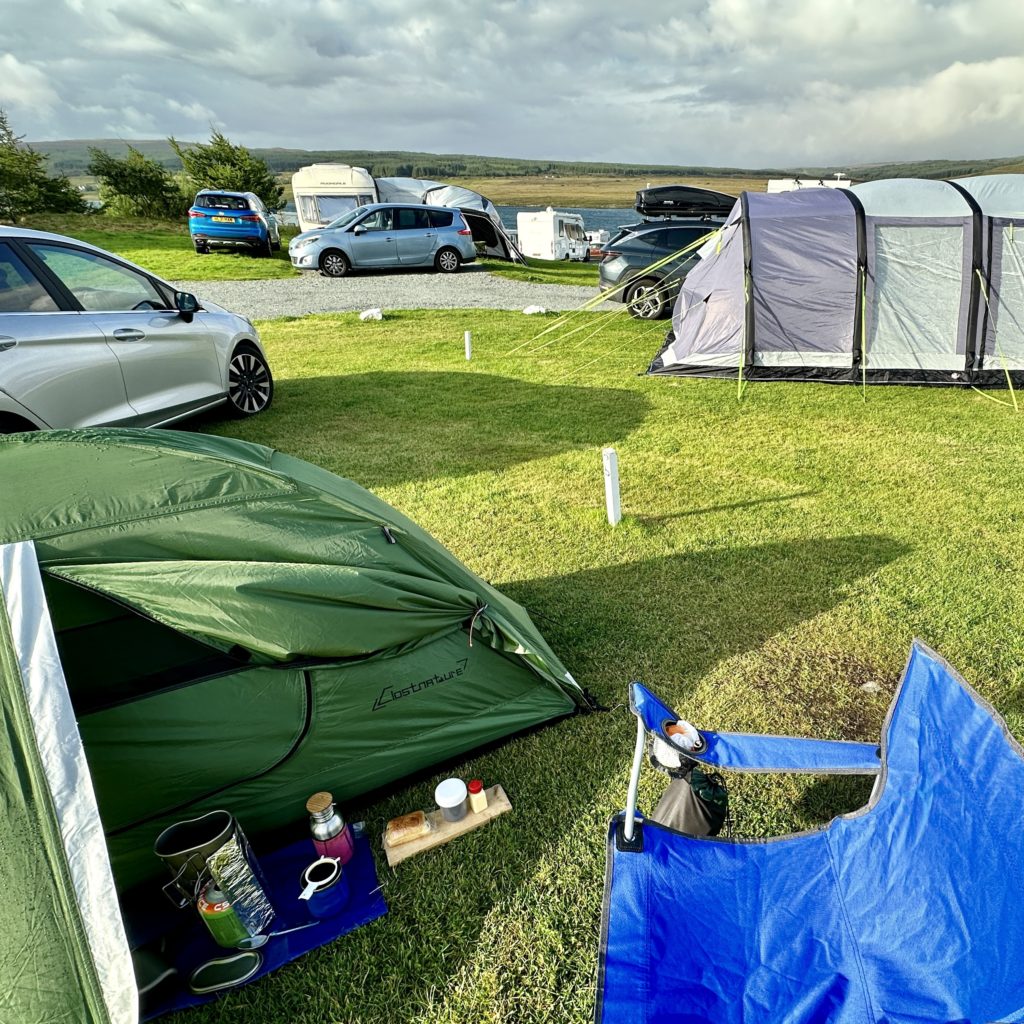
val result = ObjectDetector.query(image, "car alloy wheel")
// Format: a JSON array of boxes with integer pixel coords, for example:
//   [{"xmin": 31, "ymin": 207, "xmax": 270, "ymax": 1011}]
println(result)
[
  {"xmin": 434, "ymin": 247, "xmax": 461, "ymax": 273},
  {"xmin": 320, "ymin": 250, "xmax": 350, "ymax": 277},
  {"xmin": 626, "ymin": 278, "xmax": 668, "ymax": 320},
  {"xmin": 227, "ymin": 344, "xmax": 274, "ymax": 417}
]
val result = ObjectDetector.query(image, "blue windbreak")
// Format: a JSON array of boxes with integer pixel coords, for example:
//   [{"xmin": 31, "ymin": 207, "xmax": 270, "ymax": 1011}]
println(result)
[{"xmin": 601, "ymin": 645, "xmax": 1024, "ymax": 1023}]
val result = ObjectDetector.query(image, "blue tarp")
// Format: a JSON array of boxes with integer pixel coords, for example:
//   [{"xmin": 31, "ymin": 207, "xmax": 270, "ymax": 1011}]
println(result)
[
  {"xmin": 598, "ymin": 642, "xmax": 1024, "ymax": 1023},
  {"xmin": 132, "ymin": 833, "xmax": 387, "ymax": 1019}
]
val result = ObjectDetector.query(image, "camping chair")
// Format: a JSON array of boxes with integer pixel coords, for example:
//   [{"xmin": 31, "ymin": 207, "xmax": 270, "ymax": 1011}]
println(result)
[{"xmin": 596, "ymin": 641, "xmax": 1024, "ymax": 1023}]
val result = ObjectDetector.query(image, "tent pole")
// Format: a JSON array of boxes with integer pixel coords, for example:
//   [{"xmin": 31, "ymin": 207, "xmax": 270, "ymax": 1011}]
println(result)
[{"xmin": 623, "ymin": 716, "xmax": 646, "ymax": 842}]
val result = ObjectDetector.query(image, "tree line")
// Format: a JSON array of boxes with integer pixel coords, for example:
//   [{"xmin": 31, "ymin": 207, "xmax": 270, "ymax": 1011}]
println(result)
[
  {"xmin": 1, "ymin": 110, "xmax": 283, "ymax": 221},
  {"xmin": 36, "ymin": 137, "xmax": 1024, "ymax": 185}
]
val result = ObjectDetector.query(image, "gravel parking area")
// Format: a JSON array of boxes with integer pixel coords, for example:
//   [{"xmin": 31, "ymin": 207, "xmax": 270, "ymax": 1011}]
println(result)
[{"xmin": 171, "ymin": 265, "xmax": 612, "ymax": 321}]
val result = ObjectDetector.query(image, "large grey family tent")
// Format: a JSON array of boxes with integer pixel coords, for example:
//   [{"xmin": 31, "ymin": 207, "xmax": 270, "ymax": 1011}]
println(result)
[
  {"xmin": 375, "ymin": 176, "xmax": 525, "ymax": 262},
  {"xmin": 0, "ymin": 429, "xmax": 588, "ymax": 1020},
  {"xmin": 648, "ymin": 174, "xmax": 1024, "ymax": 384}
]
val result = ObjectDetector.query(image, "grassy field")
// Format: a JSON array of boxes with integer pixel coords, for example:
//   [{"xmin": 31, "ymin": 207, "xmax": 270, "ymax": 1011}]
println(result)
[
  {"xmin": 170, "ymin": 307, "xmax": 1024, "ymax": 1024},
  {"xmin": 18, "ymin": 214, "xmax": 600, "ymax": 286},
  {"xmin": 65, "ymin": 173, "xmax": 765, "ymax": 209},
  {"xmin": 480, "ymin": 256, "xmax": 599, "ymax": 286},
  {"xmin": 442, "ymin": 175, "xmax": 765, "ymax": 208},
  {"xmin": 21, "ymin": 213, "xmax": 301, "ymax": 281}
]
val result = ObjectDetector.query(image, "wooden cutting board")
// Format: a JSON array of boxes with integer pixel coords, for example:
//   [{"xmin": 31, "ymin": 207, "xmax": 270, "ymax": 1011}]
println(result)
[{"xmin": 383, "ymin": 784, "xmax": 512, "ymax": 867}]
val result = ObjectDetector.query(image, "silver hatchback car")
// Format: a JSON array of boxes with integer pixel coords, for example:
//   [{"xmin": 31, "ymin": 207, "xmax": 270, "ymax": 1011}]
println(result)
[
  {"xmin": 289, "ymin": 202, "xmax": 477, "ymax": 277},
  {"xmin": 0, "ymin": 227, "xmax": 273, "ymax": 432}
]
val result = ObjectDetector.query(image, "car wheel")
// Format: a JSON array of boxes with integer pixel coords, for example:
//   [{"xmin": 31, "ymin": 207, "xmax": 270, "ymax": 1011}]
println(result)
[
  {"xmin": 626, "ymin": 278, "xmax": 669, "ymax": 320},
  {"xmin": 320, "ymin": 250, "xmax": 350, "ymax": 277},
  {"xmin": 227, "ymin": 343, "xmax": 274, "ymax": 417},
  {"xmin": 271, "ymin": 237, "xmax": 281, "ymax": 252},
  {"xmin": 434, "ymin": 247, "xmax": 461, "ymax": 274},
  {"xmin": 194, "ymin": 242, "xmax": 209, "ymax": 255}
]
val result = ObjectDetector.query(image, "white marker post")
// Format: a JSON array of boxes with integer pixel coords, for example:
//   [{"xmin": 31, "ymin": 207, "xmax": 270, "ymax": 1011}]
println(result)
[
  {"xmin": 602, "ymin": 447, "xmax": 621, "ymax": 526},
  {"xmin": 464, "ymin": 330, "xmax": 472, "ymax": 360}
]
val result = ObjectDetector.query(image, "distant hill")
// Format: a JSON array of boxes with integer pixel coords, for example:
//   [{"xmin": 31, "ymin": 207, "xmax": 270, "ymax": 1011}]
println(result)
[{"xmin": 31, "ymin": 138, "xmax": 1024, "ymax": 183}]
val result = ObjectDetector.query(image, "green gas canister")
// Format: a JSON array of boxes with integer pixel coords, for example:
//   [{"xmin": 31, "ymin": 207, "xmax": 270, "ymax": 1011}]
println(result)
[{"xmin": 197, "ymin": 883, "xmax": 250, "ymax": 948}]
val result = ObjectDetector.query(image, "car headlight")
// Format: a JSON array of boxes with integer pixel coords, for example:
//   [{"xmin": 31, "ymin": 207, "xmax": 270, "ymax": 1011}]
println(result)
[{"xmin": 292, "ymin": 235, "xmax": 320, "ymax": 249}]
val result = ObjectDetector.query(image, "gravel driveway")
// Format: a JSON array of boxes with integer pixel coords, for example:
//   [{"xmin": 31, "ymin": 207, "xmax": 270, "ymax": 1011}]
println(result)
[{"xmin": 171, "ymin": 265, "xmax": 612, "ymax": 321}]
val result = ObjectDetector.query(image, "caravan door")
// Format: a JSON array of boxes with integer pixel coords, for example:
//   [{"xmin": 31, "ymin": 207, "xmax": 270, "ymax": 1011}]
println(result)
[{"xmin": 0, "ymin": 541, "xmax": 137, "ymax": 1024}]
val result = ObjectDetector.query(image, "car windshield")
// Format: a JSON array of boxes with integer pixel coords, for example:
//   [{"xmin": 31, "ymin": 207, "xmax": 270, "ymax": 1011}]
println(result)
[{"xmin": 325, "ymin": 208, "xmax": 369, "ymax": 231}]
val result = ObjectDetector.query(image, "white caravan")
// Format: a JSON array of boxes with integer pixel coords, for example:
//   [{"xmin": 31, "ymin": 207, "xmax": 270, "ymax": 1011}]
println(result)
[
  {"xmin": 516, "ymin": 207, "xmax": 589, "ymax": 261},
  {"xmin": 291, "ymin": 164, "xmax": 378, "ymax": 232},
  {"xmin": 767, "ymin": 174, "xmax": 851, "ymax": 194}
]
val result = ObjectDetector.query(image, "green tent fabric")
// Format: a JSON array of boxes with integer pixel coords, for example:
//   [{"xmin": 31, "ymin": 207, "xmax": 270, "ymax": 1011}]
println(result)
[{"xmin": 0, "ymin": 430, "xmax": 587, "ymax": 894}]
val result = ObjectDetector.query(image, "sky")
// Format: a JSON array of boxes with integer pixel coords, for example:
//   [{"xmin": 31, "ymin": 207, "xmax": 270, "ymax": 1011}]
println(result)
[{"xmin": 4, "ymin": 0, "xmax": 1024, "ymax": 168}]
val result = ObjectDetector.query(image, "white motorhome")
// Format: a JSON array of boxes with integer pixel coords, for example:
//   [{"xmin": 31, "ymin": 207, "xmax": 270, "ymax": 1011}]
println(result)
[
  {"xmin": 291, "ymin": 164, "xmax": 378, "ymax": 233},
  {"xmin": 516, "ymin": 207, "xmax": 589, "ymax": 261},
  {"xmin": 767, "ymin": 174, "xmax": 852, "ymax": 194}
]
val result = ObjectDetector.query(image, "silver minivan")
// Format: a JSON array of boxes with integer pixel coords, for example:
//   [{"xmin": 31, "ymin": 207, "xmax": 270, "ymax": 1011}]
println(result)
[
  {"xmin": 289, "ymin": 203, "xmax": 477, "ymax": 277},
  {"xmin": 0, "ymin": 227, "xmax": 273, "ymax": 432}
]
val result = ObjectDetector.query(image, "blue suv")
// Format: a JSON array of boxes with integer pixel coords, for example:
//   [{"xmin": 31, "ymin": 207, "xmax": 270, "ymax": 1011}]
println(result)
[{"xmin": 188, "ymin": 191, "xmax": 281, "ymax": 257}]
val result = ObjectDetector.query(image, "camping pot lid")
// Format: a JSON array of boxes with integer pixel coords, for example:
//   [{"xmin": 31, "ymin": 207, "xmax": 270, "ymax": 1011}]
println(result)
[
  {"xmin": 301, "ymin": 856, "xmax": 341, "ymax": 894},
  {"xmin": 434, "ymin": 778, "xmax": 467, "ymax": 808}
]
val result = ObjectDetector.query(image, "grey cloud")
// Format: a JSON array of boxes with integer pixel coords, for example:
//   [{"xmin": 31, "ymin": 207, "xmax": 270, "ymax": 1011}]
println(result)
[{"xmin": 3, "ymin": 0, "xmax": 1023, "ymax": 166}]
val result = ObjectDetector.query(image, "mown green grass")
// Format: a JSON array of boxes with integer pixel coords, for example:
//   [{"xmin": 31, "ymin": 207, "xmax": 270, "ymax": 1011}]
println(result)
[
  {"xmin": 175, "ymin": 308, "xmax": 1024, "ymax": 1024},
  {"xmin": 480, "ymin": 255, "xmax": 600, "ymax": 287},
  {"xmin": 19, "ymin": 213, "xmax": 300, "ymax": 281},
  {"xmin": 18, "ymin": 214, "xmax": 596, "ymax": 286}
]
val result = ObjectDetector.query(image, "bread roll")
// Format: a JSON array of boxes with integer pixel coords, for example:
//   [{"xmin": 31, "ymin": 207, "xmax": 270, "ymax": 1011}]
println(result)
[{"xmin": 385, "ymin": 810, "xmax": 431, "ymax": 847}]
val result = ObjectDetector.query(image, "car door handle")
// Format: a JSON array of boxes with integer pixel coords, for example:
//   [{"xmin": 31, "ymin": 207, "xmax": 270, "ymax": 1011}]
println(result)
[
  {"xmin": 0, "ymin": 336, "xmax": 15, "ymax": 352},
  {"xmin": 112, "ymin": 328, "xmax": 146, "ymax": 342}
]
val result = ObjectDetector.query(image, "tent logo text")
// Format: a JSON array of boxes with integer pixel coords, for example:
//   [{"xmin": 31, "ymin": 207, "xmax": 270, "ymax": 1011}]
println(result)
[{"xmin": 373, "ymin": 659, "xmax": 469, "ymax": 711}]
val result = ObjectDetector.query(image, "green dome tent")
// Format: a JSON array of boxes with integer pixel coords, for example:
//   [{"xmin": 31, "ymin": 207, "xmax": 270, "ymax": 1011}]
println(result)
[{"xmin": 0, "ymin": 429, "xmax": 586, "ymax": 1022}]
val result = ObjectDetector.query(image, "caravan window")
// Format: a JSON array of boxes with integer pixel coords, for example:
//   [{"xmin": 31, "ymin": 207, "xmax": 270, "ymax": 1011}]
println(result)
[{"xmin": 315, "ymin": 194, "xmax": 361, "ymax": 222}]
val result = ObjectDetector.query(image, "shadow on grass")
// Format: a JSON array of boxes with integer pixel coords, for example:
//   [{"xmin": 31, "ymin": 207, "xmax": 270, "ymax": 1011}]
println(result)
[
  {"xmin": 507, "ymin": 534, "xmax": 910, "ymax": 698},
  {"xmin": 196, "ymin": 371, "xmax": 651, "ymax": 488},
  {"xmin": 634, "ymin": 490, "xmax": 818, "ymax": 527},
  {"xmin": 196, "ymin": 534, "xmax": 908, "ymax": 1024}
]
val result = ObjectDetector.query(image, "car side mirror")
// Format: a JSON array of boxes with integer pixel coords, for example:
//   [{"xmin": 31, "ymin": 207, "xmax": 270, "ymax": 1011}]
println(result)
[
  {"xmin": 352, "ymin": 225, "xmax": 366, "ymax": 235},
  {"xmin": 175, "ymin": 291, "xmax": 200, "ymax": 323}
]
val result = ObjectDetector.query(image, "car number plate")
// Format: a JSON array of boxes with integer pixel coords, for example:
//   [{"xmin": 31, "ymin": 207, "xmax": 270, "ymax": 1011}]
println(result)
[{"xmin": 211, "ymin": 216, "xmax": 235, "ymax": 223}]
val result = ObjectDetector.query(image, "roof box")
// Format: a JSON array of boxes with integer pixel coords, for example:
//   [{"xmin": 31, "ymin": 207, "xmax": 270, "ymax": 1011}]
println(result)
[{"xmin": 634, "ymin": 184, "xmax": 736, "ymax": 219}]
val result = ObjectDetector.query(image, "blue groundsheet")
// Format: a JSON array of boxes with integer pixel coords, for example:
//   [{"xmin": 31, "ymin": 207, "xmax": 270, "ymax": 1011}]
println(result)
[
  {"xmin": 133, "ymin": 833, "xmax": 386, "ymax": 1018},
  {"xmin": 597, "ymin": 642, "xmax": 1024, "ymax": 1023}
]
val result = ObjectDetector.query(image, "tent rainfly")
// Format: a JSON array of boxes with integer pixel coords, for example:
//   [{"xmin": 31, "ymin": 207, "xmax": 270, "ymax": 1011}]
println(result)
[
  {"xmin": 0, "ymin": 429, "xmax": 588, "ymax": 1023},
  {"xmin": 648, "ymin": 175, "xmax": 1024, "ymax": 385},
  {"xmin": 375, "ymin": 177, "xmax": 525, "ymax": 262}
]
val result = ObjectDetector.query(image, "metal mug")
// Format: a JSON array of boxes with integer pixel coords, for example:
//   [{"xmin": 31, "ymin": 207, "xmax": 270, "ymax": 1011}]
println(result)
[{"xmin": 154, "ymin": 809, "xmax": 236, "ymax": 907}]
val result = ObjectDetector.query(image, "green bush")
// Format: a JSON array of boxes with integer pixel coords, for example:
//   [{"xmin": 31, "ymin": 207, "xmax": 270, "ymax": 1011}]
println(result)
[{"xmin": 0, "ymin": 109, "xmax": 86, "ymax": 221}]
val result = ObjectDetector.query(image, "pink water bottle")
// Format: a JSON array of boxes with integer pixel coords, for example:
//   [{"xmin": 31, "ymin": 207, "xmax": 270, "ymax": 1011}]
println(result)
[{"xmin": 306, "ymin": 791, "xmax": 355, "ymax": 865}]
